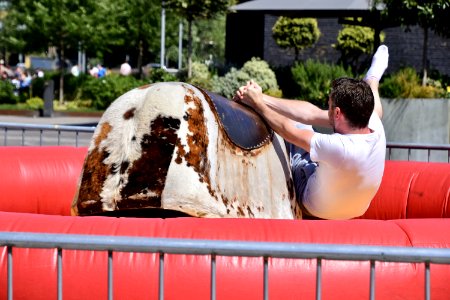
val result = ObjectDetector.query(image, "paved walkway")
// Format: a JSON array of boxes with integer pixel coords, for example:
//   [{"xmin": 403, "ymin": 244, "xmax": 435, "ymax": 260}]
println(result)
[{"xmin": 0, "ymin": 114, "xmax": 100, "ymax": 126}]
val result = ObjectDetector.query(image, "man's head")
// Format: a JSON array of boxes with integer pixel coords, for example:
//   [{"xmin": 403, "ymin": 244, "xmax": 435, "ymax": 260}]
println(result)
[{"xmin": 328, "ymin": 78, "xmax": 374, "ymax": 131}]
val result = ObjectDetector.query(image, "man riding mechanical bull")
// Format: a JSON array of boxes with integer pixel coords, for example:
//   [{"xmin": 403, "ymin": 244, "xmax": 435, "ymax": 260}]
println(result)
[{"xmin": 72, "ymin": 45, "xmax": 389, "ymax": 220}]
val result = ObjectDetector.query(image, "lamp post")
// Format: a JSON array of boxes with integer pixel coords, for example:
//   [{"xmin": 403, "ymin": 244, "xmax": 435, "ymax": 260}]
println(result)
[{"xmin": 160, "ymin": 1, "xmax": 166, "ymax": 69}]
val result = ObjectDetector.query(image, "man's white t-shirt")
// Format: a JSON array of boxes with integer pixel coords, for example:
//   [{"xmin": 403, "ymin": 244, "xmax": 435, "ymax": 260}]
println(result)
[{"xmin": 304, "ymin": 113, "xmax": 386, "ymax": 220}]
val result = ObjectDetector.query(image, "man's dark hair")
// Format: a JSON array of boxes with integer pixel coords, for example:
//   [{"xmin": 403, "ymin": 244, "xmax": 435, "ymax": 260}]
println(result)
[{"xmin": 329, "ymin": 78, "xmax": 374, "ymax": 129}]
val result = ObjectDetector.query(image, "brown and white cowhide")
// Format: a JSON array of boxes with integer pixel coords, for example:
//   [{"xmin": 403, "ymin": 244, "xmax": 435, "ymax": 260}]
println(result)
[{"xmin": 72, "ymin": 82, "xmax": 301, "ymax": 219}]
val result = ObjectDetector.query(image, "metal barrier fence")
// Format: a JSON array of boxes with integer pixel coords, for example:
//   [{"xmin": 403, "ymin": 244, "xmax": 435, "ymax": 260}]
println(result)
[
  {"xmin": 0, "ymin": 122, "xmax": 96, "ymax": 147},
  {"xmin": 386, "ymin": 142, "xmax": 450, "ymax": 162},
  {"xmin": 1, "ymin": 232, "xmax": 450, "ymax": 300},
  {"xmin": 0, "ymin": 122, "xmax": 450, "ymax": 162}
]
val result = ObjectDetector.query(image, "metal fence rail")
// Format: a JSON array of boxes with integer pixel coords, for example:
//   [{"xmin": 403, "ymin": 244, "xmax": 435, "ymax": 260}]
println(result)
[
  {"xmin": 0, "ymin": 122, "xmax": 450, "ymax": 162},
  {"xmin": 1, "ymin": 232, "xmax": 450, "ymax": 300},
  {"xmin": 386, "ymin": 142, "xmax": 450, "ymax": 162},
  {"xmin": 0, "ymin": 122, "xmax": 95, "ymax": 147}
]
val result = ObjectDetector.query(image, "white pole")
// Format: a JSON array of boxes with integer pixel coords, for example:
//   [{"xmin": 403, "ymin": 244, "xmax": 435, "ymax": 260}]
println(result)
[
  {"xmin": 160, "ymin": 1, "xmax": 166, "ymax": 68},
  {"xmin": 178, "ymin": 21, "xmax": 183, "ymax": 70}
]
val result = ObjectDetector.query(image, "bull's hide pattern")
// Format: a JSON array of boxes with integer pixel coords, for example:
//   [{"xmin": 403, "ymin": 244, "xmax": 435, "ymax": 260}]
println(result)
[{"xmin": 72, "ymin": 82, "xmax": 301, "ymax": 219}]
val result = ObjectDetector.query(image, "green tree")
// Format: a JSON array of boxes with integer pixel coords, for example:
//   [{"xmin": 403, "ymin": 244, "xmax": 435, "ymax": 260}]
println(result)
[
  {"xmin": 190, "ymin": 14, "xmax": 227, "ymax": 67},
  {"xmin": 380, "ymin": 0, "xmax": 450, "ymax": 85},
  {"xmin": 3, "ymin": 0, "xmax": 120, "ymax": 103},
  {"xmin": 334, "ymin": 24, "xmax": 385, "ymax": 75},
  {"xmin": 111, "ymin": 0, "xmax": 162, "ymax": 79},
  {"xmin": 164, "ymin": 0, "xmax": 233, "ymax": 78},
  {"xmin": 272, "ymin": 17, "xmax": 321, "ymax": 61}
]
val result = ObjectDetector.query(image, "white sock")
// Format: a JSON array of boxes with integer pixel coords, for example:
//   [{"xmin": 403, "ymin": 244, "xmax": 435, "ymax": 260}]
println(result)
[{"xmin": 365, "ymin": 45, "xmax": 389, "ymax": 81}]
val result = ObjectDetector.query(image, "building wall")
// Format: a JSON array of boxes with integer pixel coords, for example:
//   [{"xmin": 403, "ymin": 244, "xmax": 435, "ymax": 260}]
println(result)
[
  {"xmin": 263, "ymin": 16, "xmax": 342, "ymax": 66},
  {"xmin": 383, "ymin": 26, "xmax": 450, "ymax": 77},
  {"xmin": 259, "ymin": 14, "xmax": 450, "ymax": 77}
]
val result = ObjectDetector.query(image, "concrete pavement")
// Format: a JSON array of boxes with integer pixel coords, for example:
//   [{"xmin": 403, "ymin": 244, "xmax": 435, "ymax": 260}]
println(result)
[{"xmin": 0, "ymin": 114, "xmax": 100, "ymax": 126}]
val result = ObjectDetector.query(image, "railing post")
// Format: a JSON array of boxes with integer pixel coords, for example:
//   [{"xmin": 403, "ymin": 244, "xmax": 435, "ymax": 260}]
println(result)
[{"xmin": 7, "ymin": 246, "xmax": 13, "ymax": 300}]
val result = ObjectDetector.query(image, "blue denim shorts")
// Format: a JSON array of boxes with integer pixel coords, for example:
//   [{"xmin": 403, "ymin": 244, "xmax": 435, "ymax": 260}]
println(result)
[{"xmin": 286, "ymin": 123, "xmax": 318, "ymax": 206}]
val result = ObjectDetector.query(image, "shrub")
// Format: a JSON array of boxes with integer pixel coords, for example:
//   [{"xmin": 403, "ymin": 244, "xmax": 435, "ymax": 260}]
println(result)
[
  {"xmin": 272, "ymin": 17, "xmax": 321, "ymax": 60},
  {"xmin": 334, "ymin": 24, "xmax": 385, "ymax": 75},
  {"xmin": 25, "ymin": 97, "xmax": 44, "ymax": 110},
  {"xmin": 241, "ymin": 58, "xmax": 281, "ymax": 94},
  {"xmin": 0, "ymin": 81, "xmax": 18, "ymax": 104},
  {"xmin": 212, "ymin": 58, "xmax": 281, "ymax": 99},
  {"xmin": 183, "ymin": 62, "xmax": 214, "ymax": 90},
  {"xmin": 211, "ymin": 68, "xmax": 250, "ymax": 99},
  {"xmin": 380, "ymin": 67, "xmax": 444, "ymax": 99},
  {"xmin": 147, "ymin": 68, "xmax": 178, "ymax": 83},
  {"xmin": 79, "ymin": 74, "xmax": 145, "ymax": 110},
  {"xmin": 291, "ymin": 60, "xmax": 354, "ymax": 108}
]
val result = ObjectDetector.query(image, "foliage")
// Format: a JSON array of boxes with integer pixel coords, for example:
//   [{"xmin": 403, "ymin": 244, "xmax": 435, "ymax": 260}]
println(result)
[
  {"xmin": 164, "ymin": 0, "xmax": 232, "ymax": 20},
  {"xmin": 147, "ymin": 68, "xmax": 178, "ymax": 83},
  {"xmin": 380, "ymin": 67, "xmax": 445, "ymax": 99},
  {"xmin": 380, "ymin": 0, "xmax": 450, "ymax": 38},
  {"xmin": 2, "ymin": 0, "xmax": 124, "ymax": 102},
  {"xmin": 291, "ymin": 60, "xmax": 354, "ymax": 108},
  {"xmin": 240, "ymin": 58, "xmax": 281, "ymax": 97},
  {"xmin": 182, "ymin": 61, "xmax": 214, "ymax": 90},
  {"xmin": 211, "ymin": 68, "xmax": 249, "ymax": 99},
  {"xmin": 0, "ymin": 80, "xmax": 18, "ymax": 104},
  {"xmin": 334, "ymin": 24, "xmax": 385, "ymax": 75},
  {"xmin": 58, "ymin": 99, "xmax": 94, "ymax": 111},
  {"xmin": 25, "ymin": 97, "xmax": 44, "ymax": 110},
  {"xmin": 3, "ymin": 0, "xmax": 122, "ymax": 55},
  {"xmin": 272, "ymin": 17, "xmax": 321, "ymax": 60},
  {"xmin": 212, "ymin": 58, "xmax": 281, "ymax": 99},
  {"xmin": 78, "ymin": 74, "xmax": 145, "ymax": 110},
  {"xmin": 379, "ymin": 0, "xmax": 450, "ymax": 85},
  {"xmin": 164, "ymin": 0, "xmax": 234, "ymax": 77},
  {"xmin": 111, "ymin": 0, "xmax": 164, "ymax": 78},
  {"xmin": 191, "ymin": 15, "xmax": 227, "ymax": 66}
]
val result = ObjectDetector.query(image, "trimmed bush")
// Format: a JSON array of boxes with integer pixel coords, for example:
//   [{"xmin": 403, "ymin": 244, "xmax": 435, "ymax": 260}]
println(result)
[
  {"xmin": 291, "ymin": 60, "xmax": 353, "ymax": 108},
  {"xmin": 212, "ymin": 58, "xmax": 281, "ymax": 99},
  {"xmin": 272, "ymin": 17, "xmax": 321, "ymax": 60},
  {"xmin": 25, "ymin": 97, "xmax": 44, "ymax": 110},
  {"xmin": 334, "ymin": 24, "xmax": 385, "ymax": 75}
]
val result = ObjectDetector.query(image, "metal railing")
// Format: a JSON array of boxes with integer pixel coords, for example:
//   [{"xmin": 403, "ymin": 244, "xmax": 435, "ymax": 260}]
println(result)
[
  {"xmin": 386, "ymin": 142, "xmax": 450, "ymax": 162},
  {"xmin": 0, "ymin": 122, "xmax": 449, "ymax": 162},
  {"xmin": 0, "ymin": 122, "xmax": 96, "ymax": 147},
  {"xmin": 1, "ymin": 232, "xmax": 449, "ymax": 300}
]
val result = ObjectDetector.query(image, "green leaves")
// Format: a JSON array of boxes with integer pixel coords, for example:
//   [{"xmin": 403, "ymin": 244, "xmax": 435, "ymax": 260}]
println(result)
[
  {"xmin": 382, "ymin": 0, "xmax": 450, "ymax": 37},
  {"xmin": 165, "ymin": 0, "xmax": 231, "ymax": 20},
  {"xmin": 272, "ymin": 17, "xmax": 321, "ymax": 60}
]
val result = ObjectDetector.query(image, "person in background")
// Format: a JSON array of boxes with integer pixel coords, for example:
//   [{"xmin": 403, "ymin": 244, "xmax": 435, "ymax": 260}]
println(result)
[
  {"xmin": 97, "ymin": 64, "xmax": 107, "ymax": 78},
  {"xmin": 120, "ymin": 60, "xmax": 132, "ymax": 76}
]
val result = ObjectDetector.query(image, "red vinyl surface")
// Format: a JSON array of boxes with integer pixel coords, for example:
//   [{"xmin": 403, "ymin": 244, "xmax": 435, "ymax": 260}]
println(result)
[
  {"xmin": 0, "ymin": 146, "xmax": 87, "ymax": 216},
  {"xmin": 0, "ymin": 146, "xmax": 448, "ymax": 220},
  {"xmin": 359, "ymin": 160, "xmax": 450, "ymax": 219},
  {"xmin": 0, "ymin": 147, "xmax": 449, "ymax": 299},
  {"xmin": 1, "ymin": 214, "xmax": 450, "ymax": 300}
]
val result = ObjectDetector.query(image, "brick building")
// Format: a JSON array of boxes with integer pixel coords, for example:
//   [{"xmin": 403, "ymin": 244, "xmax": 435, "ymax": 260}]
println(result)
[{"xmin": 226, "ymin": 0, "xmax": 450, "ymax": 77}]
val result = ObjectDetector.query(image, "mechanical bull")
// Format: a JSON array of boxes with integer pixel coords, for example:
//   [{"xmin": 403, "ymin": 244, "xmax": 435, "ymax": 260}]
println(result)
[{"xmin": 72, "ymin": 82, "xmax": 301, "ymax": 219}]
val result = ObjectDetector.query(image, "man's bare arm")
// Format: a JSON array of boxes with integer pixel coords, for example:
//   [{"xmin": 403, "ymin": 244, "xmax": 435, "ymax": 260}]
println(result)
[
  {"xmin": 261, "ymin": 94, "xmax": 331, "ymax": 129},
  {"xmin": 237, "ymin": 82, "xmax": 315, "ymax": 152},
  {"xmin": 365, "ymin": 79, "xmax": 383, "ymax": 119}
]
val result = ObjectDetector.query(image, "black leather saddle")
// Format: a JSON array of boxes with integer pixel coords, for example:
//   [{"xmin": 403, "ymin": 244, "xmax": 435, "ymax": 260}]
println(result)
[{"xmin": 198, "ymin": 87, "xmax": 273, "ymax": 150}]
